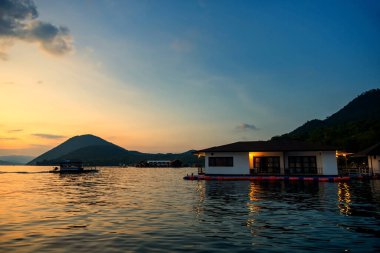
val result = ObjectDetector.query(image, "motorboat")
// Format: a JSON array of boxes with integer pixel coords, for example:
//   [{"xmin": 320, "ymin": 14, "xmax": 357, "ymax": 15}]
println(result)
[{"xmin": 50, "ymin": 160, "xmax": 98, "ymax": 173}]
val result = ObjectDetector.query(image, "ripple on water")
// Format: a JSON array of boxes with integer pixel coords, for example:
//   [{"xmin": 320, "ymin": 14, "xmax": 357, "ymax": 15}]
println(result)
[{"xmin": 0, "ymin": 166, "xmax": 379, "ymax": 252}]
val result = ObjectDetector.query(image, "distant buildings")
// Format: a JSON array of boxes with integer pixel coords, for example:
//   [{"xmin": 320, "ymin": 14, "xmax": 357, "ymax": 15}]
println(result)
[
  {"xmin": 136, "ymin": 159, "xmax": 183, "ymax": 168},
  {"xmin": 146, "ymin": 160, "xmax": 171, "ymax": 167}
]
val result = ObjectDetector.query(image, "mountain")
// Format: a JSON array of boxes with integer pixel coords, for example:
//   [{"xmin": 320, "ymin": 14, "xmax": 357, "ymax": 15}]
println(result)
[
  {"xmin": 28, "ymin": 134, "xmax": 200, "ymax": 166},
  {"xmin": 28, "ymin": 134, "xmax": 119, "ymax": 165},
  {"xmin": 46, "ymin": 144, "xmax": 143, "ymax": 166},
  {"xmin": 0, "ymin": 155, "xmax": 35, "ymax": 165},
  {"xmin": 273, "ymin": 89, "xmax": 380, "ymax": 152}
]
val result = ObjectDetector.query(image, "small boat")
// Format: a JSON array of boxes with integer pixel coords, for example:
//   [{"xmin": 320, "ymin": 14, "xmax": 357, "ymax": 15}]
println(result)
[{"xmin": 49, "ymin": 160, "xmax": 98, "ymax": 174}]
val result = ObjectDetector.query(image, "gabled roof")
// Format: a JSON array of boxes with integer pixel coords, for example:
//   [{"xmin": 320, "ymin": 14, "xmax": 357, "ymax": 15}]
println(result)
[
  {"xmin": 195, "ymin": 140, "xmax": 336, "ymax": 153},
  {"xmin": 353, "ymin": 142, "xmax": 380, "ymax": 157}
]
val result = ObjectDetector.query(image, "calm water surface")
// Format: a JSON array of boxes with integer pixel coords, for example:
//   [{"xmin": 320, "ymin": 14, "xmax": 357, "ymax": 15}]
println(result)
[{"xmin": 0, "ymin": 166, "xmax": 379, "ymax": 252}]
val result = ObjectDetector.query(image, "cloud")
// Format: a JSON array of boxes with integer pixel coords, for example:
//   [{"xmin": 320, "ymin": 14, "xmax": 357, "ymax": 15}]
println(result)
[
  {"xmin": 236, "ymin": 123, "xmax": 259, "ymax": 131},
  {"xmin": 0, "ymin": 0, "xmax": 73, "ymax": 59},
  {"xmin": 3, "ymin": 81, "xmax": 14, "ymax": 85},
  {"xmin": 0, "ymin": 137, "xmax": 17, "ymax": 140},
  {"xmin": 32, "ymin": 133, "xmax": 65, "ymax": 139},
  {"xmin": 8, "ymin": 129, "xmax": 23, "ymax": 133}
]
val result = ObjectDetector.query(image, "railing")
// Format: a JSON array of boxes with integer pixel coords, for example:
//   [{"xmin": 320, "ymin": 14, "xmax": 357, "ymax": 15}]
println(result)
[
  {"xmin": 198, "ymin": 166, "xmax": 204, "ymax": 175},
  {"xmin": 251, "ymin": 168, "xmax": 322, "ymax": 175},
  {"xmin": 251, "ymin": 167, "xmax": 281, "ymax": 175},
  {"xmin": 284, "ymin": 167, "xmax": 320, "ymax": 175},
  {"xmin": 338, "ymin": 166, "xmax": 370, "ymax": 176}
]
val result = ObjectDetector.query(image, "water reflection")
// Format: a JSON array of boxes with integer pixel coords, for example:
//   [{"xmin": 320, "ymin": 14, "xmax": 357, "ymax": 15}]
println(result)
[
  {"xmin": 193, "ymin": 181, "xmax": 206, "ymax": 217},
  {"xmin": 336, "ymin": 181, "xmax": 380, "ymax": 219},
  {"xmin": 249, "ymin": 182, "xmax": 260, "ymax": 202},
  {"xmin": 247, "ymin": 182, "xmax": 261, "ymax": 214},
  {"xmin": 200, "ymin": 181, "xmax": 251, "ymax": 219},
  {"xmin": 337, "ymin": 182, "xmax": 352, "ymax": 215},
  {"xmin": 195, "ymin": 179, "xmax": 380, "ymax": 247},
  {"xmin": 246, "ymin": 183, "xmax": 261, "ymax": 238}
]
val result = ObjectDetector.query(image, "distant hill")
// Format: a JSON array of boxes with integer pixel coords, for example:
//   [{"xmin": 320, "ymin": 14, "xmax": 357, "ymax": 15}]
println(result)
[
  {"xmin": 0, "ymin": 160, "xmax": 16, "ymax": 165},
  {"xmin": 273, "ymin": 89, "xmax": 380, "ymax": 152},
  {"xmin": 28, "ymin": 134, "xmax": 200, "ymax": 166},
  {"xmin": 0, "ymin": 155, "xmax": 35, "ymax": 165},
  {"xmin": 28, "ymin": 134, "xmax": 117, "ymax": 165}
]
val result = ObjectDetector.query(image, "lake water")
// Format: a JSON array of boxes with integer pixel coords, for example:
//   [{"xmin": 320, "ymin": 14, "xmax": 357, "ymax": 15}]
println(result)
[{"xmin": 0, "ymin": 166, "xmax": 379, "ymax": 252}]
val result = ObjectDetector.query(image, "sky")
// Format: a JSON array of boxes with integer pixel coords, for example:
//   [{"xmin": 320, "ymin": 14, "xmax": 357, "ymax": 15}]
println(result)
[{"xmin": 0, "ymin": 0, "xmax": 379, "ymax": 156}]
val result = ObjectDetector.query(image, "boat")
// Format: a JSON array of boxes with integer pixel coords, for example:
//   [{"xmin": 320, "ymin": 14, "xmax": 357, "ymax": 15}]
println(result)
[{"xmin": 49, "ymin": 160, "xmax": 98, "ymax": 174}]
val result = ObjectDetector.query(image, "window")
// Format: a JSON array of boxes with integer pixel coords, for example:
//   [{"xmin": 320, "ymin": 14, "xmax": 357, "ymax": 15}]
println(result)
[
  {"xmin": 253, "ymin": 156, "xmax": 280, "ymax": 174},
  {"xmin": 208, "ymin": 157, "xmax": 233, "ymax": 167},
  {"xmin": 288, "ymin": 156, "xmax": 317, "ymax": 174}
]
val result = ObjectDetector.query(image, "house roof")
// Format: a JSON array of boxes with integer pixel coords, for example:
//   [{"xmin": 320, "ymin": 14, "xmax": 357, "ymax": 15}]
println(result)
[
  {"xmin": 352, "ymin": 142, "xmax": 380, "ymax": 157},
  {"xmin": 195, "ymin": 140, "xmax": 336, "ymax": 153}
]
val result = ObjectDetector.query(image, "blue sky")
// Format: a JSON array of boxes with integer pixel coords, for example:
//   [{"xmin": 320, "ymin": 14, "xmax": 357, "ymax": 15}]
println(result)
[{"xmin": 0, "ymin": 0, "xmax": 379, "ymax": 155}]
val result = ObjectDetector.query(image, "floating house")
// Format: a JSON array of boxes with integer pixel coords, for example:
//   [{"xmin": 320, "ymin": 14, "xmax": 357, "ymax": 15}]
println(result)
[
  {"xmin": 194, "ymin": 140, "xmax": 338, "ymax": 176},
  {"xmin": 353, "ymin": 142, "xmax": 380, "ymax": 175}
]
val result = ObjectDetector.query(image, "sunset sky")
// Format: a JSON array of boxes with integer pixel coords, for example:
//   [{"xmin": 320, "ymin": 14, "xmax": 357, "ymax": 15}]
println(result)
[{"xmin": 1, "ymin": 0, "xmax": 379, "ymax": 156}]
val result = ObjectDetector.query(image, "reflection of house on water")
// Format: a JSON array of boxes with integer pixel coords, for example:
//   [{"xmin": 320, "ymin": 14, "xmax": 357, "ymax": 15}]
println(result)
[
  {"xmin": 196, "ymin": 180, "xmax": 324, "ymax": 210},
  {"xmin": 337, "ymin": 180, "xmax": 380, "ymax": 217},
  {"xmin": 192, "ymin": 181, "xmax": 252, "ymax": 222},
  {"xmin": 337, "ymin": 182, "xmax": 351, "ymax": 215},
  {"xmin": 192, "ymin": 179, "xmax": 379, "ymax": 243},
  {"xmin": 193, "ymin": 180, "xmax": 325, "ymax": 221}
]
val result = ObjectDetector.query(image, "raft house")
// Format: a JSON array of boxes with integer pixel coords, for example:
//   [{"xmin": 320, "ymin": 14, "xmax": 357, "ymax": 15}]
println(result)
[
  {"xmin": 184, "ymin": 140, "xmax": 353, "ymax": 181},
  {"xmin": 352, "ymin": 142, "xmax": 380, "ymax": 176}
]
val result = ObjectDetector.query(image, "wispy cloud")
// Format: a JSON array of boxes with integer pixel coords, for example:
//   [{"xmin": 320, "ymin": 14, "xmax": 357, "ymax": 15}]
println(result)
[
  {"xmin": 32, "ymin": 133, "xmax": 65, "ymax": 139},
  {"xmin": 236, "ymin": 123, "xmax": 259, "ymax": 131},
  {"xmin": 0, "ymin": 137, "xmax": 18, "ymax": 140},
  {"xmin": 0, "ymin": 0, "xmax": 73, "ymax": 60},
  {"xmin": 30, "ymin": 143, "xmax": 50, "ymax": 147},
  {"xmin": 3, "ymin": 81, "xmax": 15, "ymax": 85},
  {"xmin": 8, "ymin": 129, "xmax": 23, "ymax": 133}
]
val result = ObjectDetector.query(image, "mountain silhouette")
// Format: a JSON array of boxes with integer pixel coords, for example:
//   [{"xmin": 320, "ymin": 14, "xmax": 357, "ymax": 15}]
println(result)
[
  {"xmin": 0, "ymin": 155, "xmax": 35, "ymax": 165},
  {"xmin": 273, "ymin": 89, "xmax": 380, "ymax": 151},
  {"xmin": 28, "ymin": 134, "xmax": 122, "ymax": 165},
  {"xmin": 28, "ymin": 134, "xmax": 199, "ymax": 166}
]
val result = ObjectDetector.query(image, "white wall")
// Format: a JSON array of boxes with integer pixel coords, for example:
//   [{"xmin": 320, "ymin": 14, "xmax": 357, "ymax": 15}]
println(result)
[
  {"xmin": 321, "ymin": 151, "xmax": 338, "ymax": 175},
  {"xmin": 205, "ymin": 152, "xmax": 249, "ymax": 175},
  {"xmin": 368, "ymin": 155, "xmax": 380, "ymax": 174}
]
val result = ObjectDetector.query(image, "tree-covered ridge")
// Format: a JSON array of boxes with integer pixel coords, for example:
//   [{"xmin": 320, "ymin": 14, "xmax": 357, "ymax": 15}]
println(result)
[{"xmin": 273, "ymin": 89, "xmax": 380, "ymax": 152}]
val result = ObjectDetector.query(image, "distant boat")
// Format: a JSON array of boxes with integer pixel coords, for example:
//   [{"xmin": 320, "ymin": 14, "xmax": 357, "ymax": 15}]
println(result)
[{"xmin": 50, "ymin": 160, "xmax": 98, "ymax": 174}]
